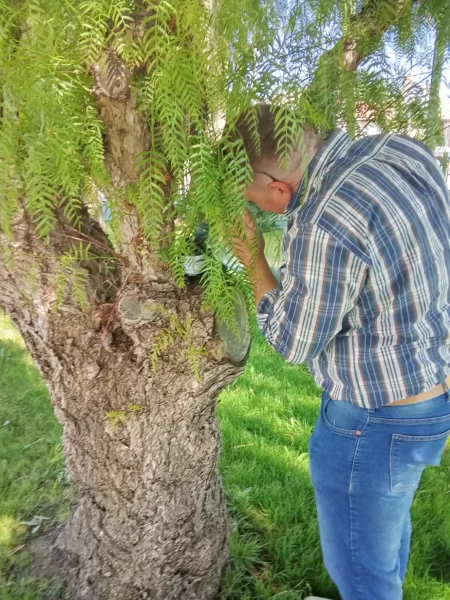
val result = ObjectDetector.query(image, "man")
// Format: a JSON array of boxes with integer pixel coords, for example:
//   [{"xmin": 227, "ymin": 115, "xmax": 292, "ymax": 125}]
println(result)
[{"xmin": 230, "ymin": 105, "xmax": 450, "ymax": 600}]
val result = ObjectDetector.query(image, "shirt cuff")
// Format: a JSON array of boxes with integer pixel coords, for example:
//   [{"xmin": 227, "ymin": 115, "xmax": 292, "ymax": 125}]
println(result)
[{"xmin": 256, "ymin": 287, "xmax": 278, "ymax": 332}]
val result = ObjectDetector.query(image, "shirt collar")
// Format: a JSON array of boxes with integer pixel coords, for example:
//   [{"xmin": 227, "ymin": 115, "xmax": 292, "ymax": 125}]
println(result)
[{"xmin": 285, "ymin": 129, "xmax": 352, "ymax": 216}]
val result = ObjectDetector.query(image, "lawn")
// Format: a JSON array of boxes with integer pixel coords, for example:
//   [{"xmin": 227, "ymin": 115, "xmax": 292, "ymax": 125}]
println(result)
[{"xmin": 1, "ymin": 311, "xmax": 450, "ymax": 599}]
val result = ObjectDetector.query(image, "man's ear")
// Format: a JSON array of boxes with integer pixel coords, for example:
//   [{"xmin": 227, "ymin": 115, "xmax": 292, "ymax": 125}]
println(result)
[{"xmin": 267, "ymin": 180, "xmax": 293, "ymax": 212}]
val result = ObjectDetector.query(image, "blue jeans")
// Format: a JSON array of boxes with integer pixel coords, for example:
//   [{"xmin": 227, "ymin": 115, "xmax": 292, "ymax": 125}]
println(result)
[{"xmin": 309, "ymin": 390, "xmax": 450, "ymax": 600}]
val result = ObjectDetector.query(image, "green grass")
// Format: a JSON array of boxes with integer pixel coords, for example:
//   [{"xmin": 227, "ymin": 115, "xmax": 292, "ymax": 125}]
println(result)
[
  {"xmin": 0, "ymin": 314, "xmax": 73, "ymax": 598},
  {"xmin": 1, "ymin": 312, "xmax": 450, "ymax": 599}
]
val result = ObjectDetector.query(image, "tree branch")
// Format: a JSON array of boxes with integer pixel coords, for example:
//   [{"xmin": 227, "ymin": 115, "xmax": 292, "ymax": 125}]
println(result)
[
  {"xmin": 426, "ymin": 24, "xmax": 446, "ymax": 150},
  {"xmin": 0, "ymin": 204, "xmax": 120, "ymax": 330},
  {"xmin": 91, "ymin": 43, "xmax": 173, "ymax": 278},
  {"xmin": 308, "ymin": 0, "xmax": 422, "ymax": 127}
]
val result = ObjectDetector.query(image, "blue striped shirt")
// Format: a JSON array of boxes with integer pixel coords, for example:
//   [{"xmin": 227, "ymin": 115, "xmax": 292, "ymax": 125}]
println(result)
[{"xmin": 257, "ymin": 130, "xmax": 450, "ymax": 408}]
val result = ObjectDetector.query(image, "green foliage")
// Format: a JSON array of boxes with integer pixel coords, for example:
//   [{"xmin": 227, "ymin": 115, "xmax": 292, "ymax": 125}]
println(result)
[
  {"xmin": 150, "ymin": 312, "xmax": 208, "ymax": 380},
  {"xmin": 201, "ymin": 255, "xmax": 246, "ymax": 329},
  {"xmin": 23, "ymin": 143, "xmax": 59, "ymax": 240},
  {"xmin": 54, "ymin": 242, "xmax": 116, "ymax": 310},
  {"xmin": 137, "ymin": 150, "xmax": 168, "ymax": 246},
  {"xmin": 167, "ymin": 231, "xmax": 195, "ymax": 288},
  {"xmin": 79, "ymin": 0, "xmax": 136, "ymax": 66},
  {"xmin": 82, "ymin": 102, "xmax": 109, "ymax": 185},
  {"xmin": 54, "ymin": 246, "xmax": 91, "ymax": 310},
  {"xmin": 0, "ymin": 0, "xmax": 446, "ymax": 322},
  {"xmin": 150, "ymin": 313, "xmax": 192, "ymax": 362},
  {"xmin": 272, "ymin": 105, "xmax": 303, "ymax": 172},
  {"xmin": 151, "ymin": 327, "xmax": 175, "ymax": 371},
  {"xmin": 0, "ymin": 111, "xmax": 19, "ymax": 238},
  {"xmin": 186, "ymin": 343, "xmax": 208, "ymax": 382}
]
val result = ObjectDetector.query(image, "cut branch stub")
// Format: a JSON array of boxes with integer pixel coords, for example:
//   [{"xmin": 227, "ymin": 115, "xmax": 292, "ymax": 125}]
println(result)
[
  {"xmin": 118, "ymin": 296, "xmax": 172, "ymax": 325},
  {"xmin": 215, "ymin": 292, "xmax": 252, "ymax": 366},
  {"xmin": 118, "ymin": 296, "xmax": 142, "ymax": 324}
]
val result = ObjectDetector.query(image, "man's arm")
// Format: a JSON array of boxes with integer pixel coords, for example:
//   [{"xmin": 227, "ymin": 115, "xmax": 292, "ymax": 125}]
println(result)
[
  {"xmin": 252, "ymin": 254, "xmax": 278, "ymax": 306},
  {"xmin": 234, "ymin": 211, "xmax": 369, "ymax": 364}
]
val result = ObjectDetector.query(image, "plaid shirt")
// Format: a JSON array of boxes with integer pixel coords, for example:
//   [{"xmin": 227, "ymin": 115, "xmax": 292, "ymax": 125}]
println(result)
[{"xmin": 257, "ymin": 130, "xmax": 450, "ymax": 408}]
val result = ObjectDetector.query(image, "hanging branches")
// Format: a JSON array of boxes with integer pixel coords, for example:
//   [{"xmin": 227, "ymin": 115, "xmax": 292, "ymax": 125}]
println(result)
[{"xmin": 0, "ymin": 0, "xmax": 443, "ymax": 322}]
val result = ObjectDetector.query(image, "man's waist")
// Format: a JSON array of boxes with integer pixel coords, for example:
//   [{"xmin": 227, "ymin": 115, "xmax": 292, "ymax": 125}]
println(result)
[{"xmin": 387, "ymin": 373, "xmax": 450, "ymax": 406}]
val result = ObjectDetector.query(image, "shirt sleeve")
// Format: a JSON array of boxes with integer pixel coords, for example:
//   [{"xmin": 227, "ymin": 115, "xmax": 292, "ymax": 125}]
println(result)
[{"xmin": 257, "ymin": 220, "xmax": 368, "ymax": 364}]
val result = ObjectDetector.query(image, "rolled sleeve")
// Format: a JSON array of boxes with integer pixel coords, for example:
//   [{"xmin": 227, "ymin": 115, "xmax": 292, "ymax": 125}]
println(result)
[{"xmin": 257, "ymin": 220, "xmax": 368, "ymax": 364}]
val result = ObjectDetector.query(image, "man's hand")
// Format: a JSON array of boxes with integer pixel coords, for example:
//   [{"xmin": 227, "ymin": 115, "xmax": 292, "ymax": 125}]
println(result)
[
  {"xmin": 231, "ymin": 209, "xmax": 278, "ymax": 307},
  {"xmin": 231, "ymin": 209, "xmax": 265, "ymax": 268}
]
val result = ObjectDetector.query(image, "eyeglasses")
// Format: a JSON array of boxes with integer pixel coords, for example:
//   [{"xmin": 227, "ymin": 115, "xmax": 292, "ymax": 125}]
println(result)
[{"xmin": 253, "ymin": 170, "xmax": 277, "ymax": 182}]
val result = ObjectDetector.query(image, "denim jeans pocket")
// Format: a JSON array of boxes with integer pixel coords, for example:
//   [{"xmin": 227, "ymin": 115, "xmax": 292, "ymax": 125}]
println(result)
[{"xmin": 390, "ymin": 429, "xmax": 450, "ymax": 493}]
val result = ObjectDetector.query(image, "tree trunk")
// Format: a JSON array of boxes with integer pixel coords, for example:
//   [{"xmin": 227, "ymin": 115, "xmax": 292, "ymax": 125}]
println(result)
[
  {"xmin": 0, "ymin": 206, "xmax": 249, "ymax": 600},
  {"xmin": 56, "ymin": 288, "xmax": 240, "ymax": 600}
]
